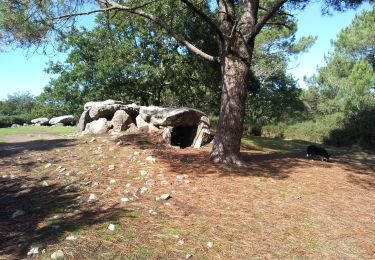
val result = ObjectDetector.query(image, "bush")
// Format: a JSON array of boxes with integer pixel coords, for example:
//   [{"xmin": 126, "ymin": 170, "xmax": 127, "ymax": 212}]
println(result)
[
  {"xmin": 324, "ymin": 108, "xmax": 375, "ymax": 149},
  {"xmin": 0, "ymin": 115, "xmax": 29, "ymax": 128}
]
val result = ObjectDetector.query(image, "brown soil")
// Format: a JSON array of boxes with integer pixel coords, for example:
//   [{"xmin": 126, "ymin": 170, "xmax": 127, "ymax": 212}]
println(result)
[{"xmin": 0, "ymin": 133, "xmax": 374, "ymax": 259}]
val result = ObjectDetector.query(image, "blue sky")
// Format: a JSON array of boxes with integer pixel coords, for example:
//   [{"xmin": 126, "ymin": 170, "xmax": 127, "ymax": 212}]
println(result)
[{"xmin": 0, "ymin": 2, "xmax": 371, "ymax": 100}]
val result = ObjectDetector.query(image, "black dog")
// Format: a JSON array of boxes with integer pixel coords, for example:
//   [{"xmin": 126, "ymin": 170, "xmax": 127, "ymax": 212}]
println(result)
[{"xmin": 306, "ymin": 145, "xmax": 331, "ymax": 161}]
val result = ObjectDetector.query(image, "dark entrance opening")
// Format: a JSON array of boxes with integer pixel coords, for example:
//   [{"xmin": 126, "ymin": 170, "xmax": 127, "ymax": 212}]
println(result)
[{"xmin": 171, "ymin": 126, "xmax": 197, "ymax": 148}]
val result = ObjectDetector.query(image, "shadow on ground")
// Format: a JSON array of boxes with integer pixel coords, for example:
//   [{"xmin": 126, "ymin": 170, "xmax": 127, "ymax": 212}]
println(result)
[
  {"xmin": 0, "ymin": 175, "xmax": 131, "ymax": 259},
  {"xmin": 0, "ymin": 139, "xmax": 76, "ymax": 158},
  {"xmin": 118, "ymin": 134, "xmax": 338, "ymax": 179}
]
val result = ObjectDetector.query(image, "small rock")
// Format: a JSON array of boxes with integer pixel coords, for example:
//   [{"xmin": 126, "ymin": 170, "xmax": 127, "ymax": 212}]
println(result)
[
  {"xmin": 120, "ymin": 197, "xmax": 130, "ymax": 203},
  {"xmin": 133, "ymin": 151, "xmax": 140, "ymax": 156},
  {"xmin": 65, "ymin": 235, "xmax": 77, "ymax": 241},
  {"xmin": 89, "ymin": 137, "xmax": 96, "ymax": 143},
  {"xmin": 140, "ymin": 170, "xmax": 149, "ymax": 177},
  {"xmin": 138, "ymin": 187, "xmax": 148, "ymax": 195},
  {"xmin": 50, "ymin": 249, "xmax": 64, "ymax": 259},
  {"xmin": 159, "ymin": 194, "xmax": 171, "ymax": 200},
  {"xmin": 146, "ymin": 179, "xmax": 156, "ymax": 187},
  {"xmin": 149, "ymin": 209, "xmax": 157, "ymax": 215},
  {"xmin": 108, "ymin": 224, "xmax": 116, "ymax": 231},
  {"xmin": 186, "ymin": 254, "xmax": 193, "ymax": 259},
  {"xmin": 145, "ymin": 156, "xmax": 156, "ymax": 163},
  {"xmin": 207, "ymin": 241, "xmax": 214, "ymax": 248},
  {"xmin": 160, "ymin": 179, "xmax": 170, "ymax": 185},
  {"xmin": 108, "ymin": 165, "xmax": 115, "ymax": 171},
  {"xmin": 11, "ymin": 209, "xmax": 25, "ymax": 219},
  {"xmin": 58, "ymin": 168, "xmax": 66, "ymax": 173},
  {"xmin": 116, "ymin": 141, "xmax": 122, "ymax": 146},
  {"xmin": 41, "ymin": 181, "xmax": 49, "ymax": 187},
  {"xmin": 178, "ymin": 239, "xmax": 184, "ymax": 245},
  {"xmin": 88, "ymin": 194, "xmax": 98, "ymax": 203},
  {"xmin": 45, "ymin": 163, "xmax": 52, "ymax": 169},
  {"xmin": 109, "ymin": 179, "xmax": 116, "ymax": 184},
  {"xmin": 125, "ymin": 183, "xmax": 131, "ymax": 188},
  {"xmin": 27, "ymin": 246, "xmax": 39, "ymax": 256}
]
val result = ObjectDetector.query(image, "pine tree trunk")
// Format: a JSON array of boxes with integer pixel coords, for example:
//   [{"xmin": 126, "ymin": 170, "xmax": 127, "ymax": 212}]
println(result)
[{"xmin": 210, "ymin": 54, "xmax": 249, "ymax": 165}]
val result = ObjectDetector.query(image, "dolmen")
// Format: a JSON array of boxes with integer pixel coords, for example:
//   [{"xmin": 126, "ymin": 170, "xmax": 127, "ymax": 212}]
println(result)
[{"xmin": 78, "ymin": 100, "xmax": 212, "ymax": 148}]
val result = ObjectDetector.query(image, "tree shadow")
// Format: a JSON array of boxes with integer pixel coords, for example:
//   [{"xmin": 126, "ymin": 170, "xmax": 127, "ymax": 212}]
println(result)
[
  {"xmin": 117, "ymin": 134, "xmax": 324, "ymax": 179},
  {"xmin": 0, "ymin": 139, "xmax": 76, "ymax": 158},
  {"xmin": 0, "ymin": 171, "xmax": 131, "ymax": 258}
]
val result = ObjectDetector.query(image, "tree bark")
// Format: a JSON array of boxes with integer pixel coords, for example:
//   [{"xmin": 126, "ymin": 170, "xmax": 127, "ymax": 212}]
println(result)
[{"xmin": 210, "ymin": 54, "xmax": 249, "ymax": 165}]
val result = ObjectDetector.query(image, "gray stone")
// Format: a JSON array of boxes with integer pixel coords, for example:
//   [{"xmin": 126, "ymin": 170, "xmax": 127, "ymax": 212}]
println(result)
[
  {"xmin": 87, "ymin": 100, "xmax": 125, "ymax": 120},
  {"xmin": 27, "ymin": 246, "xmax": 39, "ymax": 256},
  {"xmin": 192, "ymin": 116, "xmax": 213, "ymax": 148},
  {"xmin": 11, "ymin": 124, "xmax": 21, "ymax": 128},
  {"xmin": 162, "ymin": 127, "xmax": 172, "ymax": 144},
  {"xmin": 77, "ymin": 110, "xmax": 92, "ymax": 132},
  {"xmin": 49, "ymin": 115, "xmax": 75, "ymax": 126},
  {"xmin": 84, "ymin": 118, "xmax": 110, "ymax": 134},
  {"xmin": 51, "ymin": 249, "xmax": 64, "ymax": 260},
  {"xmin": 150, "ymin": 107, "xmax": 205, "ymax": 127},
  {"xmin": 88, "ymin": 194, "xmax": 98, "ymax": 203},
  {"xmin": 11, "ymin": 209, "xmax": 25, "ymax": 219},
  {"xmin": 111, "ymin": 110, "xmax": 133, "ymax": 131},
  {"xmin": 159, "ymin": 194, "xmax": 171, "ymax": 200},
  {"xmin": 146, "ymin": 179, "xmax": 156, "ymax": 187},
  {"xmin": 139, "ymin": 106, "xmax": 165, "ymax": 122},
  {"xmin": 31, "ymin": 117, "xmax": 50, "ymax": 125}
]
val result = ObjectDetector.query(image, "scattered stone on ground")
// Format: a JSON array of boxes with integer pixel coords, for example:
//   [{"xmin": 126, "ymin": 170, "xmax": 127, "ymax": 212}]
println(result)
[
  {"xmin": 65, "ymin": 235, "xmax": 77, "ymax": 241},
  {"xmin": 108, "ymin": 165, "xmax": 115, "ymax": 171},
  {"xmin": 145, "ymin": 156, "xmax": 156, "ymax": 163},
  {"xmin": 146, "ymin": 179, "xmax": 156, "ymax": 187},
  {"xmin": 41, "ymin": 181, "xmax": 49, "ymax": 187},
  {"xmin": 207, "ymin": 241, "xmax": 214, "ymax": 248},
  {"xmin": 109, "ymin": 179, "xmax": 116, "ymax": 184},
  {"xmin": 140, "ymin": 170, "xmax": 149, "ymax": 177},
  {"xmin": 178, "ymin": 239, "xmax": 185, "ymax": 245},
  {"xmin": 27, "ymin": 246, "xmax": 39, "ymax": 256},
  {"xmin": 88, "ymin": 194, "xmax": 98, "ymax": 203},
  {"xmin": 159, "ymin": 194, "xmax": 171, "ymax": 200},
  {"xmin": 108, "ymin": 224, "xmax": 116, "ymax": 231},
  {"xmin": 11, "ymin": 209, "xmax": 25, "ymax": 219},
  {"xmin": 45, "ymin": 163, "xmax": 52, "ymax": 169},
  {"xmin": 149, "ymin": 209, "xmax": 157, "ymax": 215},
  {"xmin": 50, "ymin": 249, "xmax": 64, "ymax": 260},
  {"xmin": 121, "ymin": 197, "xmax": 130, "ymax": 203},
  {"xmin": 138, "ymin": 187, "xmax": 148, "ymax": 195}
]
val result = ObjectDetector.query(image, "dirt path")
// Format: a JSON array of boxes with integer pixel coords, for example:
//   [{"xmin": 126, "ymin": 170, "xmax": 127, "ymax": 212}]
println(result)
[
  {"xmin": 0, "ymin": 133, "xmax": 374, "ymax": 259},
  {"xmin": 1, "ymin": 133, "xmax": 64, "ymax": 143}
]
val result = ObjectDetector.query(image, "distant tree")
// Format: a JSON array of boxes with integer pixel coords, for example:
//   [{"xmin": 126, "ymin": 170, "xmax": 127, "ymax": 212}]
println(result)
[{"xmin": 0, "ymin": 91, "xmax": 35, "ymax": 117}]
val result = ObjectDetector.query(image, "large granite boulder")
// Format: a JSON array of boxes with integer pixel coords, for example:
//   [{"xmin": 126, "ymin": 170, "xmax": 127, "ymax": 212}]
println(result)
[
  {"xmin": 139, "ymin": 106, "xmax": 165, "ymax": 122},
  {"xmin": 31, "ymin": 117, "xmax": 50, "ymax": 126},
  {"xmin": 150, "ymin": 107, "xmax": 205, "ymax": 127},
  {"xmin": 111, "ymin": 110, "xmax": 133, "ymax": 131},
  {"xmin": 77, "ymin": 110, "xmax": 92, "ymax": 132},
  {"xmin": 88, "ymin": 100, "xmax": 126, "ymax": 120},
  {"xmin": 49, "ymin": 115, "xmax": 75, "ymax": 126},
  {"xmin": 84, "ymin": 118, "xmax": 110, "ymax": 134}
]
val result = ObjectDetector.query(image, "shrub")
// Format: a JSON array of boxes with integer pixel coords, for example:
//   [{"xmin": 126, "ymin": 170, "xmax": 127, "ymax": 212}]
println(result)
[{"xmin": 0, "ymin": 115, "xmax": 29, "ymax": 128}]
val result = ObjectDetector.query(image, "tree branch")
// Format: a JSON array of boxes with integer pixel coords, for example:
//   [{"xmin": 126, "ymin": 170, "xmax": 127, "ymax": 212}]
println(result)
[
  {"xmin": 52, "ymin": 7, "xmax": 117, "ymax": 20},
  {"xmin": 102, "ymin": 0, "xmax": 220, "ymax": 63},
  {"xmin": 251, "ymin": 0, "xmax": 287, "ymax": 39},
  {"xmin": 180, "ymin": 0, "xmax": 224, "ymax": 41}
]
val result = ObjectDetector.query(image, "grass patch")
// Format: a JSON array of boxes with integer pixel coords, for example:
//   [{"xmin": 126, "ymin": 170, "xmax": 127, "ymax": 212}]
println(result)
[
  {"xmin": 0, "ymin": 125, "xmax": 76, "ymax": 137},
  {"xmin": 242, "ymin": 135, "xmax": 314, "ymax": 153}
]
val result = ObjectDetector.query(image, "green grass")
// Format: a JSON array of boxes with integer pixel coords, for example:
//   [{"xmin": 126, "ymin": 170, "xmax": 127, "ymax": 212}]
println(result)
[
  {"xmin": 0, "ymin": 125, "xmax": 76, "ymax": 138},
  {"xmin": 242, "ymin": 135, "xmax": 314, "ymax": 153}
]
